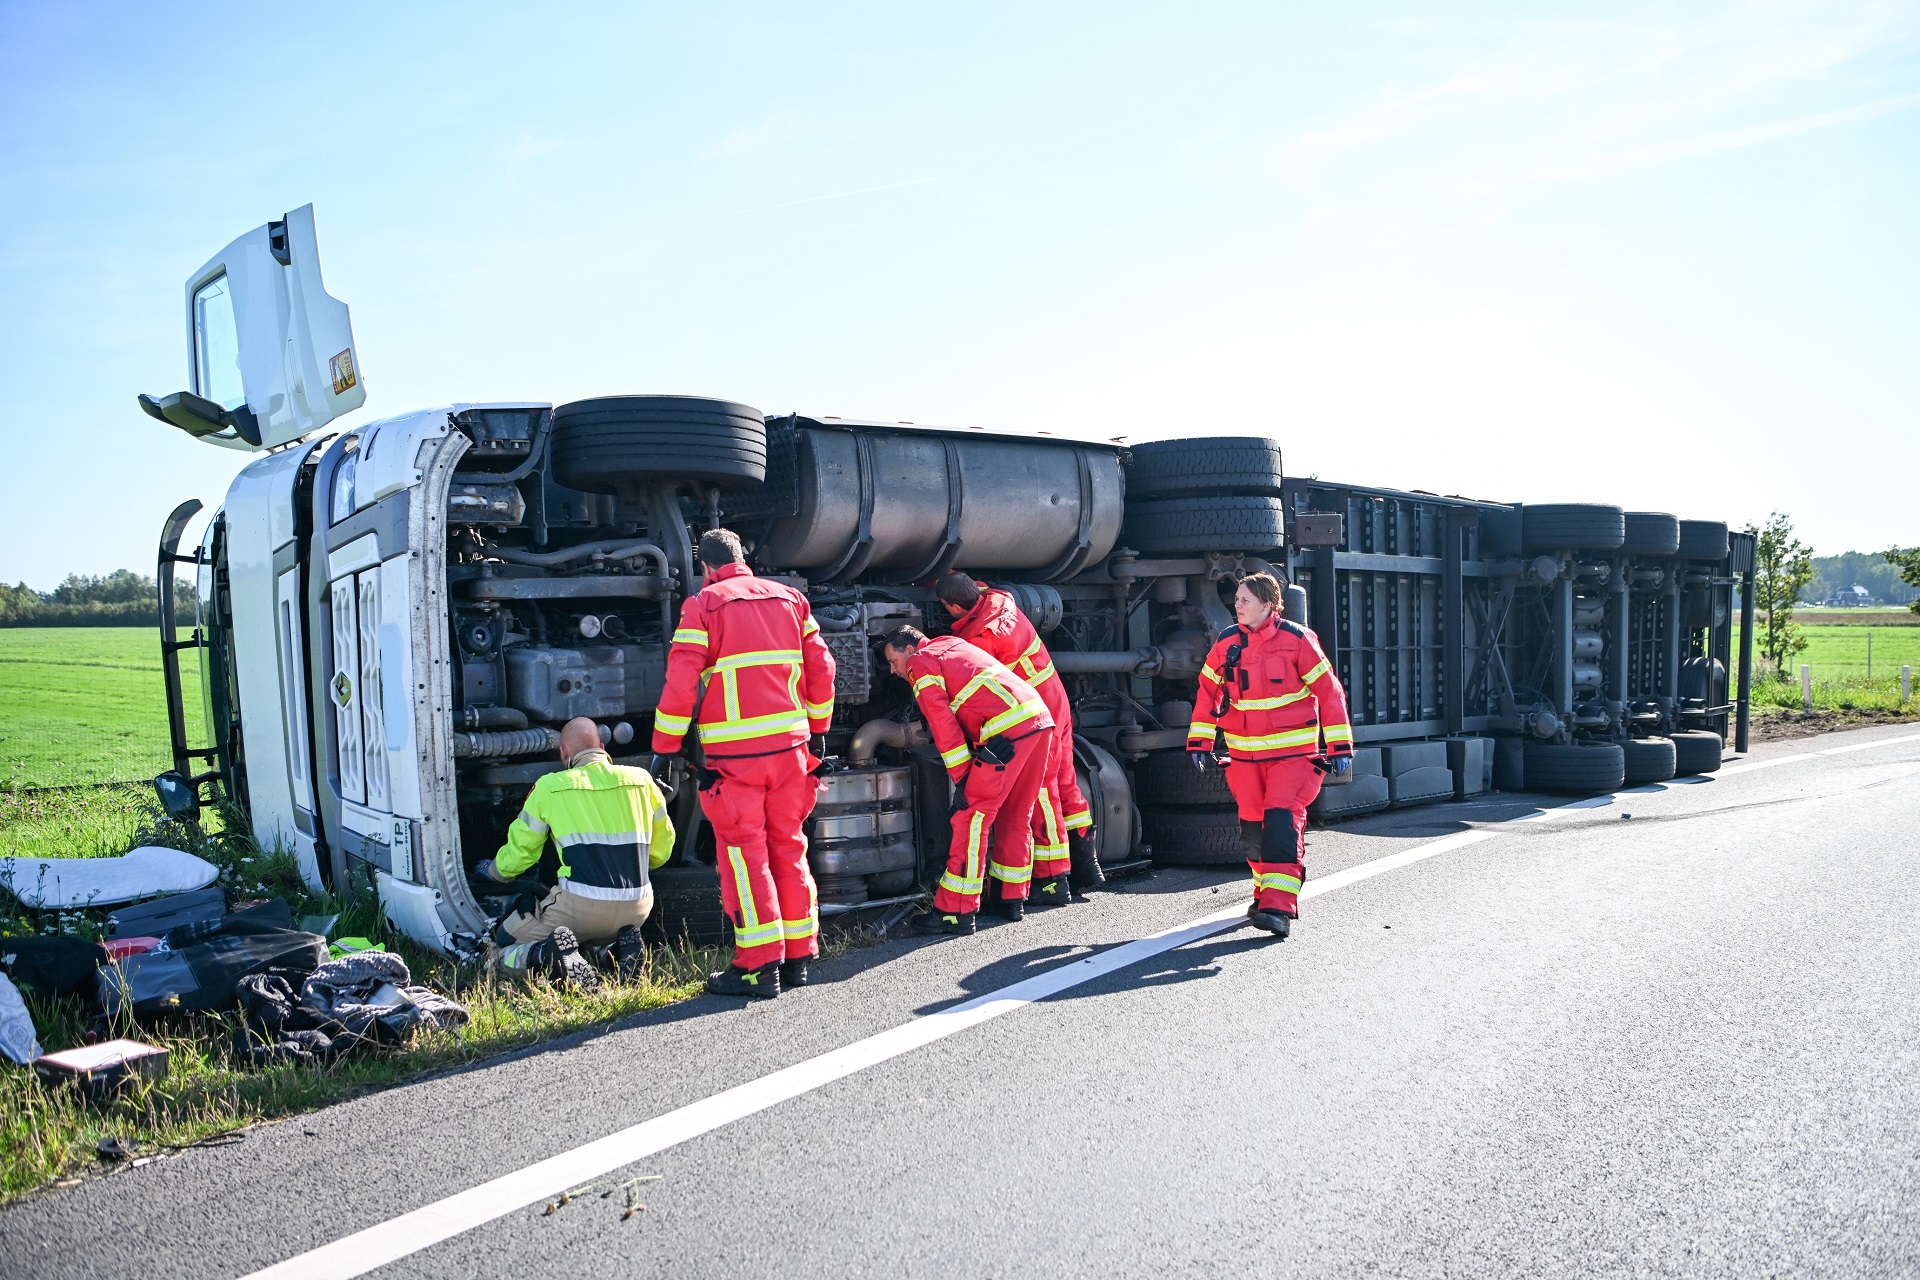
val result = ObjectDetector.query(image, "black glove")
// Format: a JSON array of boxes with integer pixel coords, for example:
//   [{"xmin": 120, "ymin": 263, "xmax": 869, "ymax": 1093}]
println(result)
[
  {"xmin": 975, "ymin": 735, "xmax": 1017, "ymax": 766},
  {"xmin": 808, "ymin": 734, "xmax": 833, "ymax": 777},
  {"xmin": 695, "ymin": 764, "xmax": 721, "ymax": 791},
  {"xmin": 949, "ymin": 778, "xmax": 969, "ymax": 813}
]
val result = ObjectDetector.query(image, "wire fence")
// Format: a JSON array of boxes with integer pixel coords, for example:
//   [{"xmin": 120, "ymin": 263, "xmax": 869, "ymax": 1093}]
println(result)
[{"xmin": 0, "ymin": 626, "xmax": 203, "ymax": 792}]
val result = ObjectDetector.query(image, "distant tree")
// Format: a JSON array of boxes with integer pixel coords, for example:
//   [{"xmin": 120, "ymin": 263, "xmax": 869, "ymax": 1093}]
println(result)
[
  {"xmin": 49, "ymin": 569, "xmax": 156, "ymax": 605},
  {"xmin": 1886, "ymin": 547, "xmax": 1920, "ymax": 616},
  {"xmin": 1749, "ymin": 512, "xmax": 1814, "ymax": 672}
]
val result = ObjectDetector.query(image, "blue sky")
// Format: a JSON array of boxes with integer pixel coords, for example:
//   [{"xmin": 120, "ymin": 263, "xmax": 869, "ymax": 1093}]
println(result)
[{"xmin": 2, "ymin": 1, "xmax": 1916, "ymax": 587}]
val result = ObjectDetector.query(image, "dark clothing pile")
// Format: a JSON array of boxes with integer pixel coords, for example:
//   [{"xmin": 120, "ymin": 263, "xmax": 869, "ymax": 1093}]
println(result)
[{"xmin": 236, "ymin": 951, "xmax": 468, "ymax": 1067}]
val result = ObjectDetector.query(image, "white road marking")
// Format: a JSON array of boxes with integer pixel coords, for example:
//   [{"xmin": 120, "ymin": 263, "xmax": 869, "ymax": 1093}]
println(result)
[{"xmin": 236, "ymin": 732, "xmax": 1916, "ymax": 1280}]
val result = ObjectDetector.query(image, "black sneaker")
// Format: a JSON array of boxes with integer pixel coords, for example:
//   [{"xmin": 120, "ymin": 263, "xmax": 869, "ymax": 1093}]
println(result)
[
  {"xmin": 1028, "ymin": 876, "xmax": 1072, "ymax": 909},
  {"xmin": 1247, "ymin": 909, "xmax": 1292, "ymax": 939},
  {"xmin": 914, "ymin": 910, "xmax": 977, "ymax": 936},
  {"xmin": 706, "ymin": 963, "xmax": 780, "ymax": 999},
  {"xmin": 779, "ymin": 958, "xmax": 810, "ymax": 988},
  {"xmin": 538, "ymin": 927, "xmax": 601, "ymax": 992},
  {"xmin": 611, "ymin": 925, "xmax": 645, "ymax": 981}
]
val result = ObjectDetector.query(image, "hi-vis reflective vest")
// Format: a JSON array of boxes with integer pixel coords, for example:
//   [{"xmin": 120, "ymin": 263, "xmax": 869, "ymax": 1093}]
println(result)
[
  {"xmin": 948, "ymin": 584, "xmax": 1074, "ymax": 735},
  {"xmin": 494, "ymin": 754, "xmax": 676, "ymax": 900},
  {"xmin": 1187, "ymin": 616, "xmax": 1354, "ymax": 763},
  {"xmin": 906, "ymin": 636, "xmax": 1054, "ymax": 782},
  {"xmin": 651, "ymin": 562, "xmax": 837, "ymax": 758}
]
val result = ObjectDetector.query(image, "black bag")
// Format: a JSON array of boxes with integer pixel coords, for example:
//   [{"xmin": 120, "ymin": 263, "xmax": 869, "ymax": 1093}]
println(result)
[
  {"xmin": 102, "ymin": 902, "xmax": 325, "ymax": 1018},
  {"xmin": 0, "ymin": 937, "xmax": 108, "ymax": 1000}
]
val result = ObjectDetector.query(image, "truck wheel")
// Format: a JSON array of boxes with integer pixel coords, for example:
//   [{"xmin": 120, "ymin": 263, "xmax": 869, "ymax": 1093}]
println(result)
[
  {"xmin": 1621, "ymin": 512, "xmax": 1681, "ymax": 557},
  {"xmin": 640, "ymin": 864, "xmax": 730, "ymax": 947},
  {"xmin": 1126, "ymin": 437, "xmax": 1284, "ymax": 500},
  {"xmin": 1676, "ymin": 520, "xmax": 1730, "ymax": 560},
  {"xmin": 1622, "ymin": 736, "xmax": 1677, "ymax": 785},
  {"xmin": 1520, "ymin": 504, "xmax": 1626, "ymax": 553},
  {"xmin": 1141, "ymin": 807, "xmax": 1247, "ymax": 867},
  {"xmin": 1133, "ymin": 749, "xmax": 1236, "ymax": 807},
  {"xmin": 1123, "ymin": 496, "xmax": 1286, "ymax": 556},
  {"xmin": 551, "ymin": 396, "xmax": 767, "ymax": 491},
  {"xmin": 1671, "ymin": 730, "xmax": 1723, "ymax": 775},
  {"xmin": 1522, "ymin": 741, "xmax": 1625, "ymax": 794}
]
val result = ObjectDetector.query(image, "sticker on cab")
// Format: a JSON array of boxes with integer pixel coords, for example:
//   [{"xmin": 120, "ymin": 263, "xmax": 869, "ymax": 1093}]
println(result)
[{"xmin": 330, "ymin": 348, "xmax": 358, "ymax": 396}]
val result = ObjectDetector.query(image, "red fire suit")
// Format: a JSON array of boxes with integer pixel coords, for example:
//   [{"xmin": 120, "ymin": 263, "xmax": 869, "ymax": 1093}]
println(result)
[
  {"xmin": 947, "ymin": 583, "xmax": 1090, "ymax": 886},
  {"xmin": 1188, "ymin": 615, "xmax": 1353, "ymax": 917},
  {"xmin": 905, "ymin": 636, "xmax": 1055, "ymax": 914},
  {"xmin": 653, "ymin": 562, "xmax": 837, "ymax": 970}
]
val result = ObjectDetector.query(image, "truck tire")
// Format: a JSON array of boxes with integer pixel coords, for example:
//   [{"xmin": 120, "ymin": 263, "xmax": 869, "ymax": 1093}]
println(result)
[
  {"xmin": 1133, "ymin": 749, "xmax": 1235, "ymax": 807},
  {"xmin": 1621, "ymin": 512, "xmax": 1682, "ymax": 557},
  {"xmin": 1676, "ymin": 520, "xmax": 1729, "ymax": 560},
  {"xmin": 1126, "ymin": 437, "xmax": 1284, "ymax": 500},
  {"xmin": 1521, "ymin": 504, "xmax": 1626, "ymax": 553},
  {"xmin": 552, "ymin": 396, "xmax": 767, "ymax": 491},
  {"xmin": 1123, "ymin": 496, "xmax": 1286, "ymax": 556},
  {"xmin": 640, "ymin": 864, "xmax": 730, "ymax": 947},
  {"xmin": 1141, "ymin": 806, "xmax": 1247, "ymax": 867},
  {"xmin": 1671, "ymin": 730, "xmax": 1723, "ymax": 775},
  {"xmin": 1622, "ymin": 736, "xmax": 1677, "ymax": 785},
  {"xmin": 1522, "ymin": 740, "xmax": 1625, "ymax": 794}
]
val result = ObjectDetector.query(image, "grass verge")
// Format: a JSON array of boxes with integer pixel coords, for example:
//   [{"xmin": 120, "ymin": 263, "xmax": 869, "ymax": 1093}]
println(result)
[{"xmin": 0, "ymin": 786, "xmax": 749, "ymax": 1202}]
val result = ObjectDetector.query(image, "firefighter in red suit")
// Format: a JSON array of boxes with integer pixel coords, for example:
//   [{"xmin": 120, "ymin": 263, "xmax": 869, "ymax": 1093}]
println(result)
[
  {"xmin": 882, "ymin": 627, "xmax": 1054, "ymax": 935},
  {"xmin": 1187, "ymin": 572, "xmax": 1353, "ymax": 940},
  {"xmin": 935, "ymin": 573, "xmax": 1102, "ymax": 905},
  {"xmin": 651, "ymin": 529, "xmax": 836, "ymax": 998}
]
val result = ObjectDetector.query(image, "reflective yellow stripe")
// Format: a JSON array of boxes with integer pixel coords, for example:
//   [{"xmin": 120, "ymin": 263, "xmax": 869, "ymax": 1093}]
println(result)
[
  {"xmin": 940, "ymin": 812, "xmax": 987, "ymax": 896},
  {"xmin": 654, "ymin": 710, "xmax": 692, "ymax": 736},
  {"xmin": 1221, "ymin": 726, "xmax": 1322, "ymax": 753},
  {"xmin": 515, "ymin": 809, "xmax": 549, "ymax": 836},
  {"xmin": 1063, "ymin": 809, "xmax": 1093, "ymax": 832},
  {"xmin": 1035, "ymin": 790, "xmax": 1061, "ymax": 844},
  {"xmin": 949, "ymin": 670, "xmax": 998, "ymax": 707},
  {"xmin": 940, "ymin": 742, "xmax": 972, "ymax": 770},
  {"xmin": 1201, "ymin": 663, "xmax": 1221, "ymax": 684},
  {"xmin": 914, "ymin": 674, "xmax": 947, "ymax": 695},
  {"xmin": 713, "ymin": 648, "xmax": 803, "ymax": 670},
  {"xmin": 1252, "ymin": 871, "xmax": 1303, "ymax": 893},
  {"xmin": 989, "ymin": 860, "xmax": 1032, "ymax": 884},
  {"xmin": 802, "ymin": 616, "xmax": 820, "ymax": 636},
  {"xmin": 672, "ymin": 627, "xmax": 709, "ymax": 645},
  {"xmin": 698, "ymin": 709, "xmax": 811, "ymax": 743},
  {"xmin": 980, "ymin": 701, "xmax": 1042, "ymax": 739},
  {"xmin": 782, "ymin": 917, "xmax": 817, "ymax": 940},
  {"xmin": 726, "ymin": 847, "xmax": 784, "ymax": 949},
  {"xmin": 803, "ymin": 699, "xmax": 834, "ymax": 719},
  {"xmin": 1023, "ymin": 661, "xmax": 1057, "ymax": 687},
  {"xmin": 1300, "ymin": 659, "xmax": 1331, "ymax": 684},
  {"xmin": 1322, "ymin": 723, "xmax": 1354, "ymax": 743},
  {"xmin": 1235, "ymin": 688, "xmax": 1313, "ymax": 712}
]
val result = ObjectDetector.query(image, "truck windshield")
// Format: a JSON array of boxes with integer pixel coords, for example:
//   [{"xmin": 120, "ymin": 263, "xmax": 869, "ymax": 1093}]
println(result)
[{"xmin": 192, "ymin": 274, "xmax": 244, "ymax": 410}]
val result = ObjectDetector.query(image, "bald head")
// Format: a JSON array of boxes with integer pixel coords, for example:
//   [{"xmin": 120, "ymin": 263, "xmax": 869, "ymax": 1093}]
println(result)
[{"xmin": 559, "ymin": 717, "xmax": 604, "ymax": 763}]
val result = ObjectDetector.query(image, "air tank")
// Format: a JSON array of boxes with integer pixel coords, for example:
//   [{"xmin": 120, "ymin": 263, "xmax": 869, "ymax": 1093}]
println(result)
[{"xmin": 746, "ymin": 418, "xmax": 1125, "ymax": 582}]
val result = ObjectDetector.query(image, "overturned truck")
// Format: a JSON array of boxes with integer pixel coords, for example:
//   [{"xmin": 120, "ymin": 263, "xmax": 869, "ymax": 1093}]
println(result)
[{"xmin": 145, "ymin": 207, "xmax": 1756, "ymax": 953}]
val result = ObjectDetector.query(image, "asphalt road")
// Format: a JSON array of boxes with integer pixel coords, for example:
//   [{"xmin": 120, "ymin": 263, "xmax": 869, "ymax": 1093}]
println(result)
[{"xmin": 5, "ymin": 725, "xmax": 1917, "ymax": 1279}]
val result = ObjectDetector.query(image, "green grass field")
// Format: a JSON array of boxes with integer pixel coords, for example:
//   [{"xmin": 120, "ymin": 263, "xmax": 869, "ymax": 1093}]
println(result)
[
  {"xmin": 0, "ymin": 627, "xmax": 203, "ymax": 790},
  {"xmin": 1737, "ymin": 619, "xmax": 1920, "ymax": 715}
]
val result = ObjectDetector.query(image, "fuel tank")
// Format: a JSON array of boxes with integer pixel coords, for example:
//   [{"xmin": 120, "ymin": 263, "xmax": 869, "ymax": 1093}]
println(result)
[{"xmin": 739, "ymin": 417, "xmax": 1125, "ymax": 582}]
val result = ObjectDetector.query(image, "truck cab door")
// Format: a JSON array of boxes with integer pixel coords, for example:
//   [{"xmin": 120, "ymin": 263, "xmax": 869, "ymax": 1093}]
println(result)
[{"xmin": 140, "ymin": 204, "xmax": 365, "ymax": 450}]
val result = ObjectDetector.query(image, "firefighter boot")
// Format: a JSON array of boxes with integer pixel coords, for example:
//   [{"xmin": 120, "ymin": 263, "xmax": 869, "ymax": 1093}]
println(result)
[
  {"xmin": 914, "ymin": 909, "xmax": 978, "ymax": 936},
  {"xmin": 780, "ymin": 958, "xmax": 810, "ymax": 988},
  {"xmin": 1067, "ymin": 830, "xmax": 1105, "ymax": 892},
  {"xmin": 1028, "ymin": 875, "xmax": 1072, "ymax": 909},
  {"xmin": 706, "ymin": 962, "xmax": 781, "ymax": 999},
  {"xmin": 985, "ymin": 880, "xmax": 1025, "ymax": 923},
  {"xmin": 611, "ymin": 925, "xmax": 646, "ymax": 982},
  {"xmin": 535, "ymin": 927, "xmax": 601, "ymax": 993},
  {"xmin": 1247, "ymin": 908, "xmax": 1292, "ymax": 939}
]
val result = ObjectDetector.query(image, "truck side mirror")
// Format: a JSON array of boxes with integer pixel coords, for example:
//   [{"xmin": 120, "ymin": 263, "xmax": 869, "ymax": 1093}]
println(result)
[{"xmin": 153, "ymin": 771, "xmax": 201, "ymax": 822}]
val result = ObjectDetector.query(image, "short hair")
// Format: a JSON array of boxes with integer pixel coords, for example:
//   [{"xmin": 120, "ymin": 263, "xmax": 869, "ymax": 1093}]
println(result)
[
  {"xmin": 1237, "ymin": 572, "xmax": 1284, "ymax": 610},
  {"xmin": 697, "ymin": 528, "xmax": 747, "ymax": 570},
  {"xmin": 934, "ymin": 573, "xmax": 981, "ymax": 609},
  {"xmin": 881, "ymin": 625, "xmax": 927, "ymax": 653}
]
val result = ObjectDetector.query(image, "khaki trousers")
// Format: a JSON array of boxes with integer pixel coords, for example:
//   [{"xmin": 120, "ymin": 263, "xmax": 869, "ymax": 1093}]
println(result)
[{"xmin": 503, "ymin": 884, "xmax": 654, "ymax": 946}]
